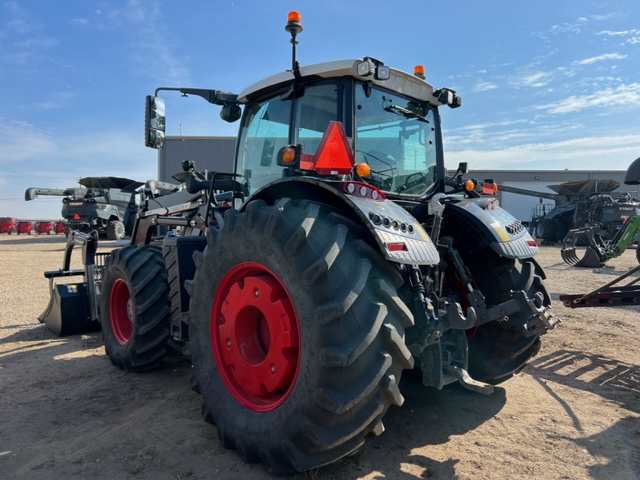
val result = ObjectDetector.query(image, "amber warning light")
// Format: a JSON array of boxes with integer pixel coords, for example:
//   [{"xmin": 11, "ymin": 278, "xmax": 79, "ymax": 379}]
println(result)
[{"xmin": 287, "ymin": 10, "xmax": 301, "ymax": 23}]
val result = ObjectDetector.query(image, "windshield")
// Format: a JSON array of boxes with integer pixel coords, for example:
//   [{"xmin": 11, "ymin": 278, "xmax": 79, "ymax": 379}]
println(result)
[{"xmin": 355, "ymin": 84, "xmax": 437, "ymax": 196}]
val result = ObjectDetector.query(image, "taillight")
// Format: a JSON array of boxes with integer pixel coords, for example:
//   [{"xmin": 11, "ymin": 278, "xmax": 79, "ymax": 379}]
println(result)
[{"xmin": 386, "ymin": 242, "xmax": 408, "ymax": 252}]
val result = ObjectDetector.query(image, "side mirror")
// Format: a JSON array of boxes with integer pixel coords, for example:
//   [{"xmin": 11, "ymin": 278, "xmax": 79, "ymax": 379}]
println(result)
[
  {"xmin": 457, "ymin": 162, "xmax": 468, "ymax": 175},
  {"xmin": 145, "ymin": 95, "xmax": 166, "ymax": 149},
  {"xmin": 220, "ymin": 103, "xmax": 242, "ymax": 123}
]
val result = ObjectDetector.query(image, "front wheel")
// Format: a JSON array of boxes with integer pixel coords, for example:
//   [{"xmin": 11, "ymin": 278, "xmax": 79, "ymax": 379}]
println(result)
[
  {"xmin": 99, "ymin": 245, "xmax": 172, "ymax": 371},
  {"xmin": 464, "ymin": 249, "xmax": 550, "ymax": 384},
  {"xmin": 188, "ymin": 199, "xmax": 414, "ymax": 474},
  {"xmin": 106, "ymin": 219, "xmax": 125, "ymax": 240}
]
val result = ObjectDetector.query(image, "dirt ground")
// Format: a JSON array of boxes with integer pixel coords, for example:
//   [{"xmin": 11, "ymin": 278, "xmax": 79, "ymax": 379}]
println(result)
[{"xmin": 0, "ymin": 234, "xmax": 638, "ymax": 480}]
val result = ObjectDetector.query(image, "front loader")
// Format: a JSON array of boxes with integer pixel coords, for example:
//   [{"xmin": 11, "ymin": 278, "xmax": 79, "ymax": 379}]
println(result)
[{"xmin": 38, "ymin": 11, "xmax": 558, "ymax": 475}]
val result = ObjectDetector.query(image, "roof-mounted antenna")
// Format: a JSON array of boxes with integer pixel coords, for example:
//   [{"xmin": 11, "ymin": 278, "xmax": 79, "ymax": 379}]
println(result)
[{"xmin": 285, "ymin": 11, "xmax": 303, "ymax": 79}]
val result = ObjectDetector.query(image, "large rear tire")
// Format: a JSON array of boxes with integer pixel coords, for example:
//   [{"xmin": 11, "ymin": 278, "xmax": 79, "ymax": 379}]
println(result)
[
  {"xmin": 464, "ymin": 249, "xmax": 550, "ymax": 384},
  {"xmin": 188, "ymin": 199, "xmax": 414, "ymax": 474},
  {"xmin": 100, "ymin": 245, "xmax": 172, "ymax": 371}
]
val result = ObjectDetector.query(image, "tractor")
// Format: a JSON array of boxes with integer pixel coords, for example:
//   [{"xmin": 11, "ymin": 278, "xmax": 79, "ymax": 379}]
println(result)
[{"xmin": 41, "ymin": 11, "xmax": 557, "ymax": 475}]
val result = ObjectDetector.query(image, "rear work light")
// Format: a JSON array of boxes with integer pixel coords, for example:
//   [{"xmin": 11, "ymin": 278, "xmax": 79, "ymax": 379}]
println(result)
[{"xmin": 341, "ymin": 181, "xmax": 386, "ymax": 201}]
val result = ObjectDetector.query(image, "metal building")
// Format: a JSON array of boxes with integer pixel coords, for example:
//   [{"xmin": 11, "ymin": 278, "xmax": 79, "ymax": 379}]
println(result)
[
  {"xmin": 158, "ymin": 137, "xmax": 634, "ymax": 223},
  {"xmin": 157, "ymin": 136, "xmax": 236, "ymax": 182}
]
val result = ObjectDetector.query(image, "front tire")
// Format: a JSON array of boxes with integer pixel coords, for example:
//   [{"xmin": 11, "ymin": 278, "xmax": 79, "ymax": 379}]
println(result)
[
  {"xmin": 465, "ymin": 249, "xmax": 550, "ymax": 384},
  {"xmin": 100, "ymin": 245, "xmax": 172, "ymax": 371},
  {"xmin": 188, "ymin": 199, "xmax": 414, "ymax": 474},
  {"xmin": 106, "ymin": 219, "xmax": 125, "ymax": 240}
]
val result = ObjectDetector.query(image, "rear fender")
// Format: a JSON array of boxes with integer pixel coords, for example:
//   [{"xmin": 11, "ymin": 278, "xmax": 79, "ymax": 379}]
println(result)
[
  {"xmin": 244, "ymin": 177, "xmax": 440, "ymax": 265},
  {"xmin": 443, "ymin": 197, "xmax": 538, "ymax": 259}
]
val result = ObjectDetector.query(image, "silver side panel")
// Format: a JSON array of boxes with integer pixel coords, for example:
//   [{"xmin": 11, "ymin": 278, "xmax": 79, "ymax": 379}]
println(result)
[{"xmin": 348, "ymin": 195, "xmax": 440, "ymax": 265}]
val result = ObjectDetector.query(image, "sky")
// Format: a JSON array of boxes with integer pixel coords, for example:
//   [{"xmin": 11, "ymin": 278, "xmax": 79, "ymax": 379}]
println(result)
[{"xmin": 1, "ymin": 0, "xmax": 639, "ymax": 219}]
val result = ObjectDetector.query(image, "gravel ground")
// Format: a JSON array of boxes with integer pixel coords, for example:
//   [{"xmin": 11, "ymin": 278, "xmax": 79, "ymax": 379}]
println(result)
[{"xmin": 0, "ymin": 234, "xmax": 638, "ymax": 479}]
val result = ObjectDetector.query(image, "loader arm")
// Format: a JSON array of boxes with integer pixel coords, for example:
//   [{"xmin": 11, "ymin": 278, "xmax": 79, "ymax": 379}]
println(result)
[{"xmin": 601, "ymin": 215, "xmax": 640, "ymax": 260}]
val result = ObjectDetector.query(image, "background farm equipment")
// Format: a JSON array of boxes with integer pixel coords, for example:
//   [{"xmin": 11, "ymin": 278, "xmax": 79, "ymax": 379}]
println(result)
[
  {"xmin": 36, "ymin": 11, "xmax": 558, "ymax": 475},
  {"xmin": 559, "ymin": 264, "xmax": 640, "ymax": 308},
  {"xmin": 499, "ymin": 179, "xmax": 640, "ymax": 244},
  {"xmin": 16, "ymin": 221, "xmax": 32, "ymax": 235},
  {"xmin": 0, "ymin": 217, "xmax": 16, "ymax": 234},
  {"xmin": 54, "ymin": 222, "xmax": 66, "ymax": 234},
  {"xmin": 25, "ymin": 176, "xmax": 143, "ymax": 240},
  {"xmin": 560, "ymin": 157, "xmax": 640, "ymax": 304},
  {"xmin": 559, "ymin": 157, "xmax": 640, "ymax": 268},
  {"xmin": 35, "ymin": 221, "xmax": 54, "ymax": 234}
]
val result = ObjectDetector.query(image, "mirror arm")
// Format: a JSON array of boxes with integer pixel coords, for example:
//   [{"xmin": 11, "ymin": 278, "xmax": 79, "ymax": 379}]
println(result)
[{"xmin": 154, "ymin": 87, "xmax": 238, "ymax": 106}]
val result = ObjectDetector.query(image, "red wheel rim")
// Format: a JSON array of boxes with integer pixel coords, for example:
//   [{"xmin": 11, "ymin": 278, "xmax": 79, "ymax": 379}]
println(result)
[
  {"xmin": 109, "ymin": 278, "xmax": 133, "ymax": 345},
  {"xmin": 211, "ymin": 262, "xmax": 300, "ymax": 412}
]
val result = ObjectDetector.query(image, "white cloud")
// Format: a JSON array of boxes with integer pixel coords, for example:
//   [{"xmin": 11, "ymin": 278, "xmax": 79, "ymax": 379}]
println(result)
[
  {"xmin": 30, "ymin": 91, "xmax": 74, "ymax": 110},
  {"xmin": 3, "ymin": 1, "xmax": 37, "ymax": 35},
  {"xmin": 70, "ymin": 0, "xmax": 190, "ymax": 84},
  {"xmin": 533, "ymin": 83, "xmax": 640, "ymax": 114},
  {"xmin": 549, "ymin": 21, "xmax": 584, "ymax": 36},
  {"xmin": 473, "ymin": 81, "xmax": 498, "ymax": 92},
  {"xmin": 446, "ymin": 118, "xmax": 586, "ymax": 150},
  {"xmin": 574, "ymin": 53, "xmax": 627, "ymax": 65},
  {"xmin": 0, "ymin": 118, "xmax": 56, "ymax": 163},
  {"xmin": 14, "ymin": 36, "xmax": 58, "ymax": 48},
  {"xmin": 595, "ymin": 28, "xmax": 640, "ymax": 45},
  {"xmin": 0, "ymin": 125, "xmax": 159, "ymax": 219},
  {"xmin": 597, "ymin": 29, "xmax": 640, "ymax": 37},
  {"xmin": 124, "ymin": 0, "xmax": 190, "ymax": 84},
  {"xmin": 446, "ymin": 134, "xmax": 640, "ymax": 171},
  {"xmin": 514, "ymin": 71, "xmax": 554, "ymax": 88}
]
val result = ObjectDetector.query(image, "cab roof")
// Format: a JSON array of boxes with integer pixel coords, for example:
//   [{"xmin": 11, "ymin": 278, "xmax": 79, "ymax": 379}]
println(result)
[{"xmin": 237, "ymin": 58, "xmax": 444, "ymax": 107}]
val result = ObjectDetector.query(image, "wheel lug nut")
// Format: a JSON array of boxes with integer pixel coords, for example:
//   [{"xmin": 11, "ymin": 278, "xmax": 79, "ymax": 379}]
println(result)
[
  {"xmin": 254, "ymin": 289, "xmax": 260, "ymax": 297},
  {"xmin": 270, "ymin": 365, "xmax": 276, "ymax": 373}
]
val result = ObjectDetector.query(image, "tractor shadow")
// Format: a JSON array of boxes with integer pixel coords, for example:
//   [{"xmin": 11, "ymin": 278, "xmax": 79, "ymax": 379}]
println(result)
[
  {"xmin": 571, "ymin": 416, "xmax": 640, "ymax": 479},
  {"xmin": 527, "ymin": 349, "xmax": 640, "ymax": 413},
  {"xmin": 316, "ymin": 374, "xmax": 508, "ymax": 479}
]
